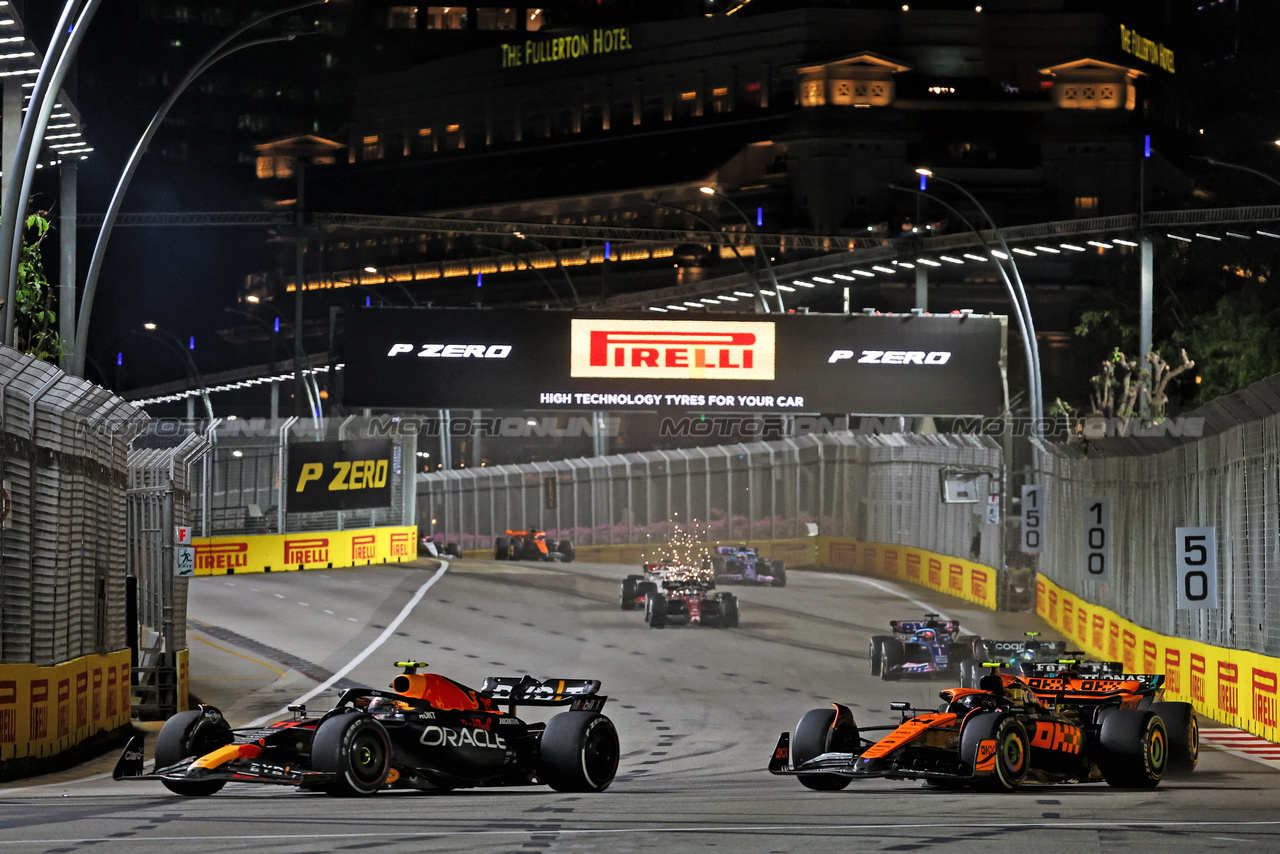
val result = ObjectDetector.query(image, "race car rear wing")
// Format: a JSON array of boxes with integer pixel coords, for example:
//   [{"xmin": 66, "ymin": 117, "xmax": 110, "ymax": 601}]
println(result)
[
  {"xmin": 890, "ymin": 619, "xmax": 960, "ymax": 634},
  {"xmin": 479, "ymin": 675, "xmax": 607, "ymax": 712},
  {"xmin": 1019, "ymin": 660, "xmax": 1125, "ymax": 678}
]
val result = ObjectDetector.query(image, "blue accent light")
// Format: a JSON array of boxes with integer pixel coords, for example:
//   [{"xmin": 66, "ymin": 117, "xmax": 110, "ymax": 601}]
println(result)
[
  {"xmin": 919, "ymin": 173, "xmax": 928, "ymax": 191},
  {"xmin": 274, "ymin": 317, "xmax": 280, "ymax": 333},
  {"xmin": 1144, "ymin": 135, "xmax": 1151, "ymax": 158},
  {"xmin": 477, "ymin": 272, "xmax": 483, "ymax": 288},
  {"xmin": 117, "ymin": 352, "xmax": 123, "ymax": 366},
  {"xmin": 365, "ymin": 296, "xmax": 371, "ymax": 307},
  {"xmin": 188, "ymin": 336, "xmax": 195, "ymax": 350},
  {"xmin": 756, "ymin": 207, "xmax": 763, "ymax": 227},
  {"xmin": 604, "ymin": 241, "xmax": 611, "ymax": 258}
]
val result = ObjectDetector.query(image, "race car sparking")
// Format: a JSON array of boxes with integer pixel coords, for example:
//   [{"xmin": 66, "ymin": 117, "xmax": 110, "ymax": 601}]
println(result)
[
  {"xmin": 708, "ymin": 544, "xmax": 786, "ymax": 587},
  {"xmin": 620, "ymin": 558, "xmax": 694, "ymax": 611},
  {"xmin": 494, "ymin": 529, "xmax": 575, "ymax": 562},
  {"xmin": 113, "ymin": 660, "xmax": 618, "ymax": 796},
  {"xmin": 958, "ymin": 631, "xmax": 1072, "ymax": 687},
  {"xmin": 638, "ymin": 565, "xmax": 739, "ymax": 629},
  {"xmin": 868, "ymin": 614, "xmax": 980, "ymax": 681},
  {"xmin": 769, "ymin": 663, "xmax": 1198, "ymax": 791}
]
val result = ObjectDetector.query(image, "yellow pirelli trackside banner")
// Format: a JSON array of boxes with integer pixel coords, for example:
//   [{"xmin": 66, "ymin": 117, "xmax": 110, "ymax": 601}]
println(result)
[
  {"xmin": 1037, "ymin": 574, "xmax": 1280, "ymax": 741},
  {"xmin": 0, "ymin": 650, "xmax": 132, "ymax": 763},
  {"xmin": 193, "ymin": 526, "xmax": 418, "ymax": 575},
  {"xmin": 546, "ymin": 535, "xmax": 997, "ymax": 610}
]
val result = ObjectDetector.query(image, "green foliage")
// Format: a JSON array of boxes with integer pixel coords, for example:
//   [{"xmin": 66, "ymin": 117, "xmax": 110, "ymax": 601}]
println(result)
[
  {"xmin": 1172, "ymin": 282, "xmax": 1280, "ymax": 405},
  {"xmin": 11, "ymin": 211, "xmax": 64, "ymax": 363}
]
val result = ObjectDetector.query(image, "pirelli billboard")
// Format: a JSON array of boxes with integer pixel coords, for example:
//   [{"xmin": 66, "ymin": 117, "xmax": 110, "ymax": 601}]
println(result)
[{"xmin": 341, "ymin": 308, "xmax": 1007, "ymax": 415}]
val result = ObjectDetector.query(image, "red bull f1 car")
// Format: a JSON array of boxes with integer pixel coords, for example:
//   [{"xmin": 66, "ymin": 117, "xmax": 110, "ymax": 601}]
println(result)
[
  {"xmin": 769, "ymin": 663, "xmax": 1197, "ymax": 791},
  {"xmin": 868, "ymin": 615, "xmax": 980, "ymax": 681},
  {"xmin": 494, "ymin": 529, "xmax": 575, "ymax": 562},
  {"xmin": 708, "ymin": 544, "xmax": 786, "ymax": 587},
  {"xmin": 113, "ymin": 661, "xmax": 618, "ymax": 796}
]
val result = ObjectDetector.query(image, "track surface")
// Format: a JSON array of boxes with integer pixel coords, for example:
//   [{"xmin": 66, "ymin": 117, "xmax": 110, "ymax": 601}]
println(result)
[{"xmin": 2, "ymin": 558, "xmax": 1277, "ymax": 852}]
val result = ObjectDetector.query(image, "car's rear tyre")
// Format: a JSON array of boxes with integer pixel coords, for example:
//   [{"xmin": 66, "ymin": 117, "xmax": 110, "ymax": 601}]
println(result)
[
  {"xmin": 154, "ymin": 709, "xmax": 233, "ymax": 796},
  {"xmin": 771, "ymin": 562, "xmax": 787, "ymax": 587},
  {"xmin": 556, "ymin": 540, "xmax": 576, "ymax": 562},
  {"xmin": 445, "ymin": 543, "xmax": 462, "ymax": 558},
  {"xmin": 620, "ymin": 575, "xmax": 643, "ymax": 610},
  {"xmin": 1151, "ymin": 701, "xmax": 1199, "ymax": 774},
  {"xmin": 880, "ymin": 639, "xmax": 903, "ymax": 681},
  {"xmin": 538, "ymin": 711, "xmax": 619, "ymax": 792},
  {"xmin": 644, "ymin": 592, "xmax": 667, "ymax": 628},
  {"xmin": 494, "ymin": 537, "xmax": 509, "ymax": 560},
  {"xmin": 311, "ymin": 712, "xmax": 392, "ymax": 796},
  {"xmin": 792, "ymin": 708, "xmax": 853, "ymax": 791},
  {"xmin": 719, "ymin": 593, "xmax": 740, "ymax": 628},
  {"xmin": 868, "ymin": 635, "xmax": 888, "ymax": 676},
  {"xmin": 1098, "ymin": 710, "xmax": 1168, "ymax": 788}
]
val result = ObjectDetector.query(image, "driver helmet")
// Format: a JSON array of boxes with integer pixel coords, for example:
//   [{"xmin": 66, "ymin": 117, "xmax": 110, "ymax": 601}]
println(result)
[{"xmin": 367, "ymin": 696, "xmax": 399, "ymax": 717}]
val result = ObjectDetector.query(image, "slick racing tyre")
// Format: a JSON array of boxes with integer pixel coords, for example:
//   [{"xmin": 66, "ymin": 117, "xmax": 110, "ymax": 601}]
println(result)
[
  {"xmin": 494, "ymin": 537, "xmax": 509, "ymax": 560},
  {"xmin": 868, "ymin": 635, "xmax": 891, "ymax": 676},
  {"xmin": 538, "ymin": 712, "xmax": 619, "ymax": 792},
  {"xmin": 719, "ymin": 593, "xmax": 740, "ymax": 628},
  {"xmin": 154, "ymin": 709, "xmax": 234, "ymax": 796},
  {"xmin": 791, "ymin": 708, "xmax": 855, "ymax": 791},
  {"xmin": 959, "ymin": 711, "xmax": 1028, "ymax": 792},
  {"xmin": 644, "ymin": 592, "xmax": 667, "ymax": 628},
  {"xmin": 1151, "ymin": 701, "xmax": 1199, "ymax": 774},
  {"xmin": 770, "ymin": 562, "xmax": 787, "ymax": 587},
  {"xmin": 1098, "ymin": 709, "xmax": 1168, "ymax": 788},
  {"xmin": 444, "ymin": 542, "xmax": 462, "ymax": 558},
  {"xmin": 620, "ymin": 575, "xmax": 644, "ymax": 610},
  {"xmin": 879, "ymin": 639, "xmax": 903, "ymax": 681},
  {"xmin": 556, "ymin": 540, "xmax": 576, "ymax": 562},
  {"xmin": 311, "ymin": 712, "xmax": 392, "ymax": 796}
]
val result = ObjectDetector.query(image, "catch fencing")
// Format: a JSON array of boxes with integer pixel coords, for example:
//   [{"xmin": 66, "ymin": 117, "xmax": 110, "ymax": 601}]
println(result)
[
  {"xmin": 127, "ymin": 433, "xmax": 209, "ymax": 718},
  {"xmin": 187, "ymin": 416, "xmax": 416, "ymax": 536},
  {"xmin": 0, "ymin": 346, "xmax": 147, "ymax": 666},
  {"xmin": 417, "ymin": 431, "xmax": 1005, "ymax": 570},
  {"xmin": 1033, "ymin": 374, "xmax": 1280, "ymax": 657}
]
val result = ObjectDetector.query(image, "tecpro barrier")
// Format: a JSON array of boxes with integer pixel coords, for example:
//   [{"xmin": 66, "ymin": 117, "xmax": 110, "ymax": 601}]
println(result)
[
  {"xmin": 0, "ymin": 650, "xmax": 132, "ymax": 765},
  {"xmin": 1038, "ymin": 575, "xmax": 1280, "ymax": 742},
  {"xmin": 534, "ymin": 535, "xmax": 999, "ymax": 611},
  {"xmin": 193, "ymin": 526, "xmax": 418, "ymax": 575}
]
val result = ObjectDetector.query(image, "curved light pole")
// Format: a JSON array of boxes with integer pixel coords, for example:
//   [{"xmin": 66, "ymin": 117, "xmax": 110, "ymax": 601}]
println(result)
[
  {"xmin": 892, "ymin": 183, "xmax": 1039, "ymax": 430},
  {"xmin": 915, "ymin": 169, "xmax": 1043, "ymax": 433},
  {"xmin": 360, "ymin": 267, "xmax": 420, "ymax": 306},
  {"xmin": 466, "ymin": 246, "xmax": 565, "ymax": 307},
  {"xmin": 647, "ymin": 199, "xmax": 771, "ymax": 312},
  {"xmin": 228, "ymin": 303, "xmax": 321, "ymax": 425},
  {"xmin": 510, "ymin": 233, "xmax": 581, "ymax": 306},
  {"xmin": 1190, "ymin": 155, "xmax": 1280, "ymax": 192},
  {"xmin": 70, "ymin": 0, "xmax": 330, "ymax": 377},
  {"xmin": 1, "ymin": 0, "xmax": 105, "ymax": 347},
  {"xmin": 698, "ymin": 186, "xmax": 785, "ymax": 312},
  {"xmin": 137, "ymin": 324, "xmax": 214, "ymax": 421}
]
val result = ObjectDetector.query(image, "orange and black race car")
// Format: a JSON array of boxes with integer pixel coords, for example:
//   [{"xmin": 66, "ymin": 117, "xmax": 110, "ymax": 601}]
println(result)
[
  {"xmin": 113, "ymin": 661, "xmax": 617, "ymax": 796},
  {"xmin": 769, "ymin": 664, "xmax": 1197, "ymax": 791},
  {"xmin": 494, "ymin": 529, "xmax": 575, "ymax": 562}
]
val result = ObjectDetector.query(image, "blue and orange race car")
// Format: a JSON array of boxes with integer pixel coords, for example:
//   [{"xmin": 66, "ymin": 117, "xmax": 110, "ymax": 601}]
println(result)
[{"xmin": 868, "ymin": 614, "xmax": 980, "ymax": 681}]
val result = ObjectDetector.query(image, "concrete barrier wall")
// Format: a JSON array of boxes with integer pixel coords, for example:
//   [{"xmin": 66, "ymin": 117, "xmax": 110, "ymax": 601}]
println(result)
[
  {"xmin": 0, "ymin": 650, "xmax": 132, "ymax": 765},
  {"xmin": 192, "ymin": 526, "xmax": 418, "ymax": 575}
]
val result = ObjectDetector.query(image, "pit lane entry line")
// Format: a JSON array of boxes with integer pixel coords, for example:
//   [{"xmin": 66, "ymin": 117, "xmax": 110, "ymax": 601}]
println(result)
[{"xmin": 246, "ymin": 560, "xmax": 451, "ymax": 728}]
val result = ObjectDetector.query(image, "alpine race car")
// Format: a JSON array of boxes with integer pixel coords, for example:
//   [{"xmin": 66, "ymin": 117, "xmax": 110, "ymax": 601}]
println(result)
[
  {"xmin": 708, "ymin": 544, "xmax": 786, "ymax": 587},
  {"xmin": 768, "ymin": 664, "xmax": 1197, "ymax": 791},
  {"xmin": 639, "ymin": 566, "xmax": 739, "ymax": 629},
  {"xmin": 113, "ymin": 661, "xmax": 618, "ymax": 796},
  {"xmin": 868, "ymin": 615, "xmax": 980, "ymax": 681},
  {"xmin": 495, "ymin": 529, "xmax": 575, "ymax": 562},
  {"xmin": 958, "ymin": 632, "xmax": 1071, "ymax": 687}
]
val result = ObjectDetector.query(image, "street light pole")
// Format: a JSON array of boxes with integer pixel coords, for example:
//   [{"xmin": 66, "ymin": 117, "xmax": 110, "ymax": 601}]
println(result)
[
  {"xmin": 69, "ymin": 0, "xmax": 329, "ymax": 377},
  {"xmin": 235, "ymin": 302, "xmax": 321, "ymax": 425},
  {"xmin": 647, "ymin": 199, "xmax": 771, "ymax": 313},
  {"xmin": 138, "ymin": 324, "xmax": 214, "ymax": 422},
  {"xmin": 699, "ymin": 186, "xmax": 785, "ymax": 312},
  {"xmin": 915, "ymin": 169, "xmax": 1043, "ymax": 433}
]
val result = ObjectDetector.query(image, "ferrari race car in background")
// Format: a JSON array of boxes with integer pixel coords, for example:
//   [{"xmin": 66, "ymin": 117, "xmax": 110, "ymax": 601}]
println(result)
[
  {"xmin": 708, "ymin": 544, "xmax": 786, "ymax": 587},
  {"xmin": 631, "ymin": 564, "xmax": 739, "ymax": 629},
  {"xmin": 114, "ymin": 661, "xmax": 618, "ymax": 796},
  {"xmin": 619, "ymin": 558, "xmax": 689, "ymax": 611},
  {"xmin": 769, "ymin": 664, "xmax": 1198, "ymax": 791},
  {"xmin": 958, "ymin": 632, "xmax": 1072, "ymax": 687},
  {"xmin": 495, "ymin": 529, "xmax": 575, "ymax": 562},
  {"xmin": 868, "ymin": 614, "xmax": 980, "ymax": 681},
  {"xmin": 420, "ymin": 533, "xmax": 463, "ymax": 559}
]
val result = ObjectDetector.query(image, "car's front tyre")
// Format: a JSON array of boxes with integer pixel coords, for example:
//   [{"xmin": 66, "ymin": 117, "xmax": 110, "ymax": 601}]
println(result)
[
  {"xmin": 154, "ymin": 709, "xmax": 234, "ymax": 797},
  {"xmin": 311, "ymin": 712, "xmax": 392, "ymax": 796}
]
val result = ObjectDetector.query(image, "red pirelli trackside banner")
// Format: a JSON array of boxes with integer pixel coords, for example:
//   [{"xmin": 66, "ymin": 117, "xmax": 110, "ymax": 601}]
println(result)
[
  {"xmin": 1036, "ymin": 573, "xmax": 1280, "ymax": 746},
  {"xmin": 193, "ymin": 526, "xmax": 417, "ymax": 575}
]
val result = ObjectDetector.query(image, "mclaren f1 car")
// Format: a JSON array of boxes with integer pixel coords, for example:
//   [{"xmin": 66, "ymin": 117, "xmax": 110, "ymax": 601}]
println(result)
[
  {"xmin": 113, "ymin": 661, "xmax": 619, "ymax": 796},
  {"xmin": 494, "ymin": 529, "xmax": 575, "ymax": 562},
  {"xmin": 769, "ymin": 663, "xmax": 1197, "ymax": 791}
]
